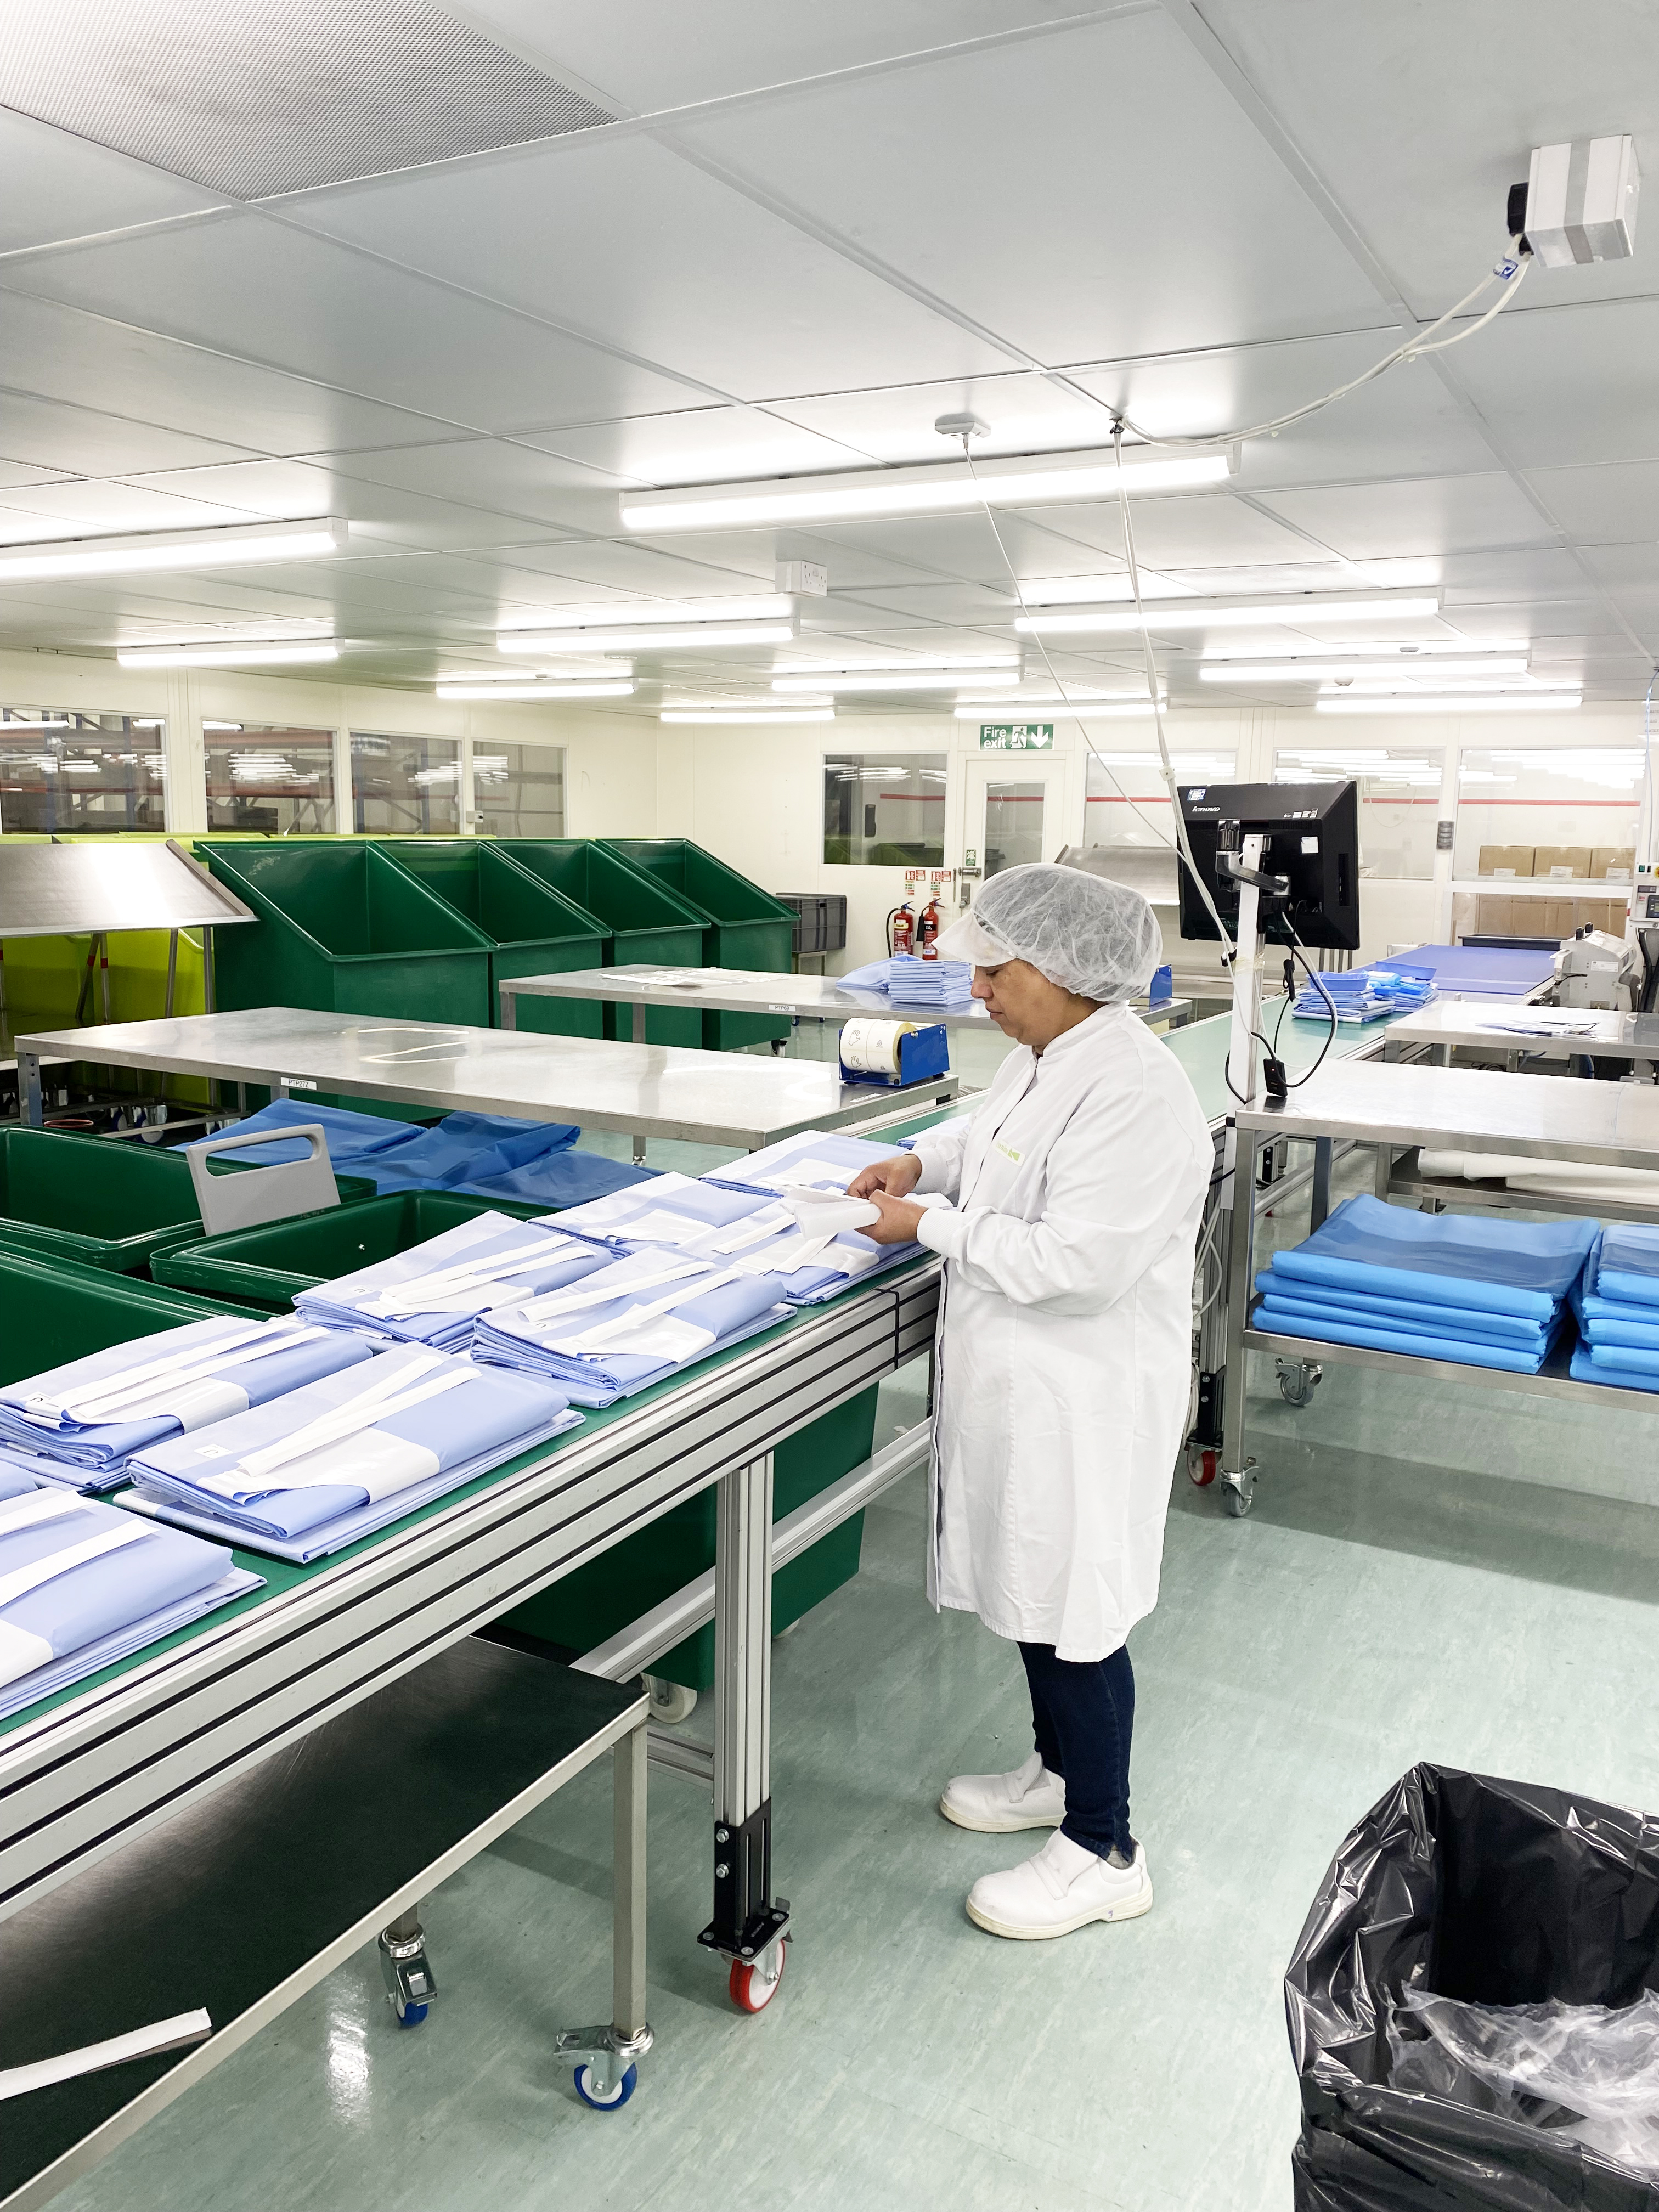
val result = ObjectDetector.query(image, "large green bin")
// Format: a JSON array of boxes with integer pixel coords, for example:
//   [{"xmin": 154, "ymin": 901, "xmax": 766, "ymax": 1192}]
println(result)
[
  {"xmin": 196, "ymin": 841, "xmax": 494, "ymax": 1027},
  {"xmin": 603, "ymin": 838, "xmax": 795, "ymax": 1051},
  {"xmin": 153, "ymin": 1190, "xmax": 550, "ymax": 1310},
  {"xmin": 499, "ymin": 841, "xmax": 706, "ymax": 1046},
  {"xmin": 499, "ymin": 1384, "xmax": 879, "ymax": 1691},
  {"xmin": 0, "ymin": 1127, "xmax": 364, "ymax": 1275},
  {"xmin": 373, "ymin": 841, "xmax": 610, "ymax": 1036},
  {"xmin": 0, "ymin": 1246, "xmax": 260, "ymax": 1387}
]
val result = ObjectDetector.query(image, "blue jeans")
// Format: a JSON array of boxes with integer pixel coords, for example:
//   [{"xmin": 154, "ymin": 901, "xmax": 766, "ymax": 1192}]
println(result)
[{"xmin": 1018, "ymin": 1639, "xmax": 1136, "ymax": 1863}]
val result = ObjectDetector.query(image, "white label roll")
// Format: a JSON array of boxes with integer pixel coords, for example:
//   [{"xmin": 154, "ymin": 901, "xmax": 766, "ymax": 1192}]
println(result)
[{"xmin": 839, "ymin": 1018, "xmax": 917, "ymax": 1077}]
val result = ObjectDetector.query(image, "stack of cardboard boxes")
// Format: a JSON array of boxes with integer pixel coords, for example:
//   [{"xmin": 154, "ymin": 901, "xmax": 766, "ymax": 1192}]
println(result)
[{"xmin": 1474, "ymin": 845, "xmax": 1633, "ymax": 939}]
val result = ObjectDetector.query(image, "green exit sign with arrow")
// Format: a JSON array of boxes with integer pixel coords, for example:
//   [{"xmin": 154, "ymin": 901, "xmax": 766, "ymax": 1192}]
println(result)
[{"xmin": 979, "ymin": 723, "xmax": 1054, "ymax": 751}]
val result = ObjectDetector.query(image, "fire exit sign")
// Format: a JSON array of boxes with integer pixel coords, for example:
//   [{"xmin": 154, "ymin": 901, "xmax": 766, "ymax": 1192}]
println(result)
[{"xmin": 979, "ymin": 723, "xmax": 1053, "ymax": 751}]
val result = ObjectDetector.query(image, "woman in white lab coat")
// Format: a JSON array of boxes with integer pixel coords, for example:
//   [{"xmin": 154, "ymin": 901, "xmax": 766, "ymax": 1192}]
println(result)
[{"xmin": 850, "ymin": 864, "xmax": 1212, "ymax": 1941}]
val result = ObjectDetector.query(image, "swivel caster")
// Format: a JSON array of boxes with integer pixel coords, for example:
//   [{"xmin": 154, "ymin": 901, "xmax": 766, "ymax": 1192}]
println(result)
[
  {"xmin": 392, "ymin": 2000, "xmax": 428, "ymax": 2029},
  {"xmin": 643, "ymin": 1673, "xmax": 697, "ymax": 1725},
  {"xmin": 555, "ymin": 2023, "xmax": 653, "ymax": 2107},
  {"xmin": 574, "ymin": 2062, "xmax": 637, "ymax": 2109},
  {"xmin": 1220, "ymin": 1465, "xmax": 1256, "ymax": 1519},
  {"xmin": 379, "ymin": 1918, "xmax": 436, "ymax": 2027},
  {"xmin": 1275, "ymin": 1358, "xmax": 1322, "ymax": 1409},
  {"xmin": 729, "ymin": 1939, "xmax": 786, "ymax": 2013},
  {"xmin": 1187, "ymin": 1443, "xmax": 1217, "ymax": 1487}
]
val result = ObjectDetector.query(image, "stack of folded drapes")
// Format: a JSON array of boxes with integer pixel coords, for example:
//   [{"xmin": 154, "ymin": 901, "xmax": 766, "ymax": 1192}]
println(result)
[
  {"xmin": 473, "ymin": 1249, "xmax": 794, "ymax": 1406},
  {"xmin": 1253, "ymin": 1194, "xmax": 1595, "ymax": 1374},
  {"xmin": 837, "ymin": 955, "xmax": 976, "ymax": 1008},
  {"xmin": 0, "ymin": 1483, "xmax": 262, "ymax": 1720},
  {"xmin": 1291, "ymin": 967, "xmax": 1436, "ymax": 1023},
  {"xmin": 0, "ymin": 1317, "xmax": 375, "ymax": 1494},
  {"xmin": 1570, "ymin": 1225, "xmax": 1659, "ymax": 1391},
  {"xmin": 121, "ymin": 1344, "xmax": 579, "ymax": 1561},
  {"xmin": 705, "ymin": 1130, "xmax": 907, "ymax": 1199},
  {"xmin": 295, "ymin": 1210, "xmax": 612, "ymax": 1350}
]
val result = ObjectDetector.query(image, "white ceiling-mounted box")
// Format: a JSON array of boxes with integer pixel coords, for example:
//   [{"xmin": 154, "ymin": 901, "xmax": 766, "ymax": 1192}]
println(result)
[{"xmin": 1526, "ymin": 136, "xmax": 1640, "ymax": 267}]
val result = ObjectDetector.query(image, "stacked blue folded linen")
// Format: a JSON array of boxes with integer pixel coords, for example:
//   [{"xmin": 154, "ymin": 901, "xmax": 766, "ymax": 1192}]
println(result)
[
  {"xmin": 704, "ymin": 1130, "xmax": 911, "ymax": 1198},
  {"xmin": 1568, "ymin": 1226, "xmax": 1659, "ymax": 1390},
  {"xmin": 294, "ymin": 1210, "xmax": 614, "ymax": 1350},
  {"xmin": 1253, "ymin": 1194, "xmax": 1596, "ymax": 1374},
  {"xmin": 0, "ymin": 1486, "xmax": 262, "ymax": 1722},
  {"xmin": 122, "ymin": 1345, "xmax": 579, "ymax": 1562},
  {"xmin": 535, "ymin": 1173, "xmax": 915, "ymax": 1302},
  {"xmin": 1291, "ymin": 967, "xmax": 1437, "ymax": 1023},
  {"xmin": 0, "ymin": 1318, "xmax": 376, "ymax": 1493},
  {"xmin": 836, "ymin": 955, "xmax": 976, "ymax": 1007},
  {"xmin": 472, "ymin": 1249, "xmax": 792, "ymax": 1406}
]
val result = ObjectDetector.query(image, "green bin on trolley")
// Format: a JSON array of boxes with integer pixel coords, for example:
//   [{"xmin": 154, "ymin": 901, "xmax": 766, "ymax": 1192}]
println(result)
[
  {"xmin": 0, "ymin": 1246, "xmax": 261, "ymax": 1387},
  {"xmin": 602, "ymin": 839, "xmax": 795, "ymax": 1051},
  {"xmin": 495, "ymin": 841, "xmax": 706, "ymax": 1046}
]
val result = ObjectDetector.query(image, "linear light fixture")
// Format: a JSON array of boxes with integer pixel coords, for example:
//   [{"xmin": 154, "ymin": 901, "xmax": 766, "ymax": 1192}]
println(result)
[
  {"xmin": 1201, "ymin": 658, "xmax": 1531, "ymax": 684},
  {"xmin": 117, "ymin": 640, "xmax": 340, "ymax": 669},
  {"xmin": 1202, "ymin": 637, "xmax": 1526, "ymax": 662},
  {"xmin": 436, "ymin": 681, "xmax": 636, "ymax": 701},
  {"xmin": 1316, "ymin": 694, "xmax": 1582, "ymax": 715},
  {"xmin": 438, "ymin": 664, "xmax": 631, "ymax": 683},
  {"xmin": 774, "ymin": 669, "xmax": 1023, "ymax": 695},
  {"xmin": 1323, "ymin": 676, "xmax": 1581, "ymax": 696},
  {"xmin": 499, "ymin": 620, "xmax": 796, "ymax": 654},
  {"xmin": 1019, "ymin": 574, "xmax": 1192, "ymax": 605},
  {"xmin": 954, "ymin": 699, "xmax": 1160, "ymax": 719},
  {"xmin": 776, "ymin": 653, "xmax": 1021, "ymax": 675},
  {"xmin": 619, "ymin": 445, "xmax": 1233, "ymax": 533},
  {"xmin": 1017, "ymin": 591, "xmax": 1442, "ymax": 636},
  {"xmin": 0, "ymin": 517, "xmax": 349, "ymax": 583},
  {"xmin": 515, "ymin": 596, "xmax": 794, "ymax": 629},
  {"xmin": 0, "ymin": 717, "xmax": 74, "ymax": 730},
  {"xmin": 661, "ymin": 708, "xmax": 836, "ymax": 724}
]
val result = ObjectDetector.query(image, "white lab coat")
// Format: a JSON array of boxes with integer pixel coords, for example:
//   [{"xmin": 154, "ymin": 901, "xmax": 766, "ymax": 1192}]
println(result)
[{"xmin": 909, "ymin": 1003, "xmax": 1212, "ymax": 1662}]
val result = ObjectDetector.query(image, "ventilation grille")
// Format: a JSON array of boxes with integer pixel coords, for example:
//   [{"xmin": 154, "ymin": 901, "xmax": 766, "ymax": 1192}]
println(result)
[{"xmin": 0, "ymin": 0, "xmax": 616, "ymax": 198}]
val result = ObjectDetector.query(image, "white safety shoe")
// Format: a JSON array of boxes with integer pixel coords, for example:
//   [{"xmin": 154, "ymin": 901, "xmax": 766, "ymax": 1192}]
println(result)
[
  {"xmin": 940, "ymin": 1750, "xmax": 1065, "ymax": 1834},
  {"xmin": 966, "ymin": 1830, "xmax": 1153, "ymax": 1940}
]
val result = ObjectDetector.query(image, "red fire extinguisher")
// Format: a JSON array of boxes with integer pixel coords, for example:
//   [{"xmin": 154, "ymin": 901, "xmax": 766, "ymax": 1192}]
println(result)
[
  {"xmin": 918, "ymin": 898, "xmax": 941, "ymax": 959},
  {"xmin": 888, "ymin": 902, "xmax": 915, "ymax": 956}
]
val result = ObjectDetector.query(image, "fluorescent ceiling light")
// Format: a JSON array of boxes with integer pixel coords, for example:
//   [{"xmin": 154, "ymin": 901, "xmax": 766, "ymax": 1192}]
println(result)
[
  {"xmin": 201, "ymin": 721, "xmax": 244, "ymax": 731},
  {"xmin": 661, "ymin": 708, "xmax": 836, "ymax": 724},
  {"xmin": 777, "ymin": 653, "xmax": 1021, "ymax": 675},
  {"xmin": 498, "ymin": 621, "xmax": 796, "ymax": 653},
  {"xmin": 0, "ymin": 516, "xmax": 348, "ymax": 583},
  {"xmin": 952, "ymin": 687, "xmax": 1162, "ymax": 705},
  {"xmin": 1202, "ymin": 658, "xmax": 1530, "ymax": 684},
  {"xmin": 1316, "ymin": 695, "xmax": 1582, "ymax": 715},
  {"xmin": 117, "ymin": 640, "xmax": 340, "ymax": 669},
  {"xmin": 619, "ymin": 444, "xmax": 1233, "ymax": 532},
  {"xmin": 1324, "ymin": 676, "xmax": 1580, "ymax": 696},
  {"xmin": 0, "ymin": 717, "xmax": 73, "ymax": 730},
  {"xmin": 436, "ymin": 681, "xmax": 636, "ymax": 701},
  {"xmin": 955, "ymin": 699, "xmax": 1159, "ymax": 719},
  {"xmin": 1202, "ymin": 637, "xmax": 1526, "ymax": 662},
  {"xmin": 514, "ymin": 596, "xmax": 794, "ymax": 629},
  {"xmin": 1018, "ymin": 591, "xmax": 1442, "ymax": 635},
  {"xmin": 1018, "ymin": 574, "xmax": 1192, "ymax": 605},
  {"xmin": 438, "ymin": 664, "xmax": 633, "ymax": 684},
  {"xmin": 774, "ymin": 669, "xmax": 1023, "ymax": 695}
]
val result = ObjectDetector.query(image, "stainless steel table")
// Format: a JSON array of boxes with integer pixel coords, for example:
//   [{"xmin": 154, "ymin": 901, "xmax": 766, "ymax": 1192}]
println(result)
[
  {"xmin": 1214, "ymin": 1059, "xmax": 1659, "ymax": 1517},
  {"xmin": 13, "ymin": 1008, "xmax": 960, "ymax": 1160},
  {"xmin": 498, "ymin": 963, "xmax": 1193, "ymax": 1043},
  {"xmin": 1383, "ymin": 997, "xmax": 1659, "ymax": 1070}
]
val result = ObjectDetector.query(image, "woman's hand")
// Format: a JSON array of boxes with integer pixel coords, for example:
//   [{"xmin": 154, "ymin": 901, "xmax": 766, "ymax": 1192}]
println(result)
[
  {"xmin": 861, "ymin": 1192, "xmax": 928, "ymax": 1245},
  {"xmin": 847, "ymin": 1153, "xmax": 922, "ymax": 1201}
]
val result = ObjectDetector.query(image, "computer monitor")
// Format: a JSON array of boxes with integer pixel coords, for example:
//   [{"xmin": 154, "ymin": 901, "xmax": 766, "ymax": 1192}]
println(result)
[{"xmin": 1176, "ymin": 780, "xmax": 1361, "ymax": 952}]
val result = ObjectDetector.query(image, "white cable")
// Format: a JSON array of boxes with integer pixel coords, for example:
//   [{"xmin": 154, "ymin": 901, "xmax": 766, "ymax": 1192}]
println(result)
[{"xmin": 1114, "ymin": 245, "xmax": 1530, "ymax": 450}]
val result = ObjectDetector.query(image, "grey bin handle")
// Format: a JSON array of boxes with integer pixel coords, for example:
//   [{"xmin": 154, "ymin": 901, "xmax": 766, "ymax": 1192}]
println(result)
[{"xmin": 187, "ymin": 1125, "xmax": 342, "ymax": 1238}]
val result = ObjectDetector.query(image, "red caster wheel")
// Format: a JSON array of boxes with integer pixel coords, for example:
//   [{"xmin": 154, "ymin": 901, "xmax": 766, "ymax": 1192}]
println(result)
[
  {"xmin": 728, "ymin": 1944, "xmax": 785, "ymax": 2013},
  {"xmin": 1188, "ymin": 1446, "xmax": 1217, "ymax": 1487}
]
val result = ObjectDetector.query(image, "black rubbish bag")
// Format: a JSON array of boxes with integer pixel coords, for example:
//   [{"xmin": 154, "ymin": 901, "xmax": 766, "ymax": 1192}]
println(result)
[{"xmin": 1285, "ymin": 1762, "xmax": 1659, "ymax": 2212}]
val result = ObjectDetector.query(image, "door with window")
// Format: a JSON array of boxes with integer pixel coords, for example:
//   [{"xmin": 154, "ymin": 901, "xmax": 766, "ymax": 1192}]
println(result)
[{"xmin": 963, "ymin": 754, "xmax": 1070, "ymax": 884}]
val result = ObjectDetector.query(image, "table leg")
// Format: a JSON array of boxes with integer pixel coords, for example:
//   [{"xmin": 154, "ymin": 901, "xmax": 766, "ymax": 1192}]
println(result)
[
  {"xmin": 1219, "ymin": 1131, "xmax": 1259, "ymax": 1517},
  {"xmin": 1310, "ymin": 1137, "xmax": 1333, "ymax": 1231},
  {"xmin": 20, "ymin": 1049, "xmax": 43, "ymax": 1127},
  {"xmin": 1374, "ymin": 1143, "xmax": 1394, "ymax": 1197},
  {"xmin": 632, "ymin": 1003, "xmax": 647, "ymax": 1045},
  {"xmin": 614, "ymin": 1725, "xmax": 648, "ymax": 2042},
  {"xmin": 700, "ymin": 1453, "xmax": 789, "ymax": 1980},
  {"xmin": 500, "ymin": 984, "xmax": 517, "ymax": 1032},
  {"xmin": 98, "ymin": 933, "xmax": 111, "ymax": 1023},
  {"xmin": 165, "ymin": 930, "xmax": 178, "ymax": 1020}
]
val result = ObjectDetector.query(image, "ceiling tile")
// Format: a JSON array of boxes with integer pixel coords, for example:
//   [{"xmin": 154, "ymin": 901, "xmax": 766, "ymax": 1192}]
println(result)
[
  {"xmin": 520, "ymin": 406, "xmax": 874, "ymax": 483},
  {"xmin": 1452, "ymin": 300, "xmax": 1659, "ymax": 472},
  {"xmin": 0, "ymin": 478, "xmax": 266, "ymax": 536},
  {"xmin": 1034, "ymin": 490, "xmax": 1336, "ymax": 568},
  {"xmin": 3, "ymin": 215, "xmax": 707, "ymax": 433},
  {"xmin": 1527, "ymin": 459, "xmax": 1659, "ymax": 544},
  {"xmin": 672, "ymin": 13, "xmax": 1386, "ymax": 365},
  {"xmin": 1257, "ymin": 475, "xmax": 1556, "ymax": 561},
  {"xmin": 0, "ymin": 107, "xmax": 227, "ymax": 254},
  {"xmin": 283, "ymin": 136, "xmax": 1010, "ymax": 400},
  {"xmin": 764, "ymin": 370, "xmax": 1118, "ymax": 462},
  {"xmin": 0, "ymin": 386, "xmax": 258, "ymax": 477}
]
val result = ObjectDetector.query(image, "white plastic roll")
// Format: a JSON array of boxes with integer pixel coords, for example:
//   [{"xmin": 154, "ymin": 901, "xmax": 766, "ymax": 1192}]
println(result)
[{"xmin": 839, "ymin": 1018, "xmax": 916, "ymax": 1077}]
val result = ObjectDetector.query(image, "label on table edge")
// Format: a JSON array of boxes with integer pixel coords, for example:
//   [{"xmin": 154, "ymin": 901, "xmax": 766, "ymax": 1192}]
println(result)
[{"xmin": 281, "ymin": 1078, "xmax": 319, "ymax": 1090}]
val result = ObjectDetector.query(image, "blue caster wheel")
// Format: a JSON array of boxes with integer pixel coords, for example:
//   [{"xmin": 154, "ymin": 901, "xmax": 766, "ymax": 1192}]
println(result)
[
  {"xmin": 574, "ymin": 2062, "xmax": 637, "ymax": 2109},
  {"xmin": 393, "ymin": 2001, "xmax": 429, "ymax": 2029}
]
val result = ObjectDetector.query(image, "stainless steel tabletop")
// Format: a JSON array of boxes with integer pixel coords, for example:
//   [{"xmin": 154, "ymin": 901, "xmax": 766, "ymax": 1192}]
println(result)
[
  {"xmin": 1236, "ymin": 1055, "xmax": 1659, "ymax": 1169},
  {"xmin": 499, "ymin": 963, "xmax": 1192, "ymax": 1033},
  {"xmin": 1383, "ymin": 996, "xmax": 1659, "ymax": 1063},
  {"xmin": 0, "ymin": 840, "xmax": 253, "ymax": 938},
  {"xmin": 12, "ymin": 1007, "xmax": 959, "ymax": 1148}
]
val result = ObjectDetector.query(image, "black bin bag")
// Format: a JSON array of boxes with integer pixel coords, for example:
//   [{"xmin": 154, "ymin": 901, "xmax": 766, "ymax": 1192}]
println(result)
[{"xmin": 1285, "ymin": 1763, "xmax": 1659, "ymax": 2212}]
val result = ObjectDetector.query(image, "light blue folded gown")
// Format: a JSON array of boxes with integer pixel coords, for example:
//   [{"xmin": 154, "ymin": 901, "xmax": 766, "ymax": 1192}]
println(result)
[{"xmin": 295, "ymin": 1211, "xmax": 612, "ymax": 1349}]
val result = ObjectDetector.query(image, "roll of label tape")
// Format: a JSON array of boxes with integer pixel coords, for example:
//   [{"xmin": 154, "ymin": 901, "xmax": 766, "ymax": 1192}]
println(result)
[{"xmin": 839, "ymin": 1018, "xmax": 917, "ymax": 1077}]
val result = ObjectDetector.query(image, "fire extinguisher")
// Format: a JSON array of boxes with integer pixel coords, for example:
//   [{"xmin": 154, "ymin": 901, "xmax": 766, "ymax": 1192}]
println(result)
[
  {"xmin": 888, "ymin": 902, "xmax": 915, "ymax": 956},
  {"xmin": 918, "ymin": 898, "xmax": 941, "ymax": 959}
]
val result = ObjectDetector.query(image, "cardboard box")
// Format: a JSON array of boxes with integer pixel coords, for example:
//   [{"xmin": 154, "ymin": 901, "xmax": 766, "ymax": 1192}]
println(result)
[
  {"xmin": 1593, "ymin": 846, "xmax": 1635, "ymax": 882},
  {"xmin": 1533, "ymin": 844, "xmax": 1594, "ymax": 881},
  {"xmin": 1539, "ymin": 900, "xmax": 1577, "ymax": 938},
  {"xmin": 1477, "ymin": 843, "xmax": 1533, "ymax": 877},
  {"xmin": 1476, "ymin": 896, "xmax": 1513, "ymax": 934},
  {"xmin": 1578, "ymin": 898, "xmax": 1626, "ymax": 934}
]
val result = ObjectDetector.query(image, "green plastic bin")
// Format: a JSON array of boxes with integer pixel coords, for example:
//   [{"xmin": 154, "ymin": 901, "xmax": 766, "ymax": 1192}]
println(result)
[
  {"xmin": 373, "ymin": 841, "xmax": 610, "ymax": 1037},
  {"xmin": 499, "ymin": 1383, "xmax": 879, "ymax": 1691},
  {"xmin": 603, "ymin": 839, "xmax": 795, "ymax": 1051},
  {"xmin": 196, "ymin": 840, "xmax": 494, "ymax": 1027},
  {"xmin": 0, "ymin": 1246, "xmax": 260, "ymax": 1388},
  {"xmin": 498, "ymin": 840, "xmax": 706, "ymax": 1047},
  {"xmin": 0, "ymin": 1127, "xmax": 363, "ymax": 1275},
  {"xmin": 152, "ymin": 1190, "xmax": 550, "ymax": 1311}
]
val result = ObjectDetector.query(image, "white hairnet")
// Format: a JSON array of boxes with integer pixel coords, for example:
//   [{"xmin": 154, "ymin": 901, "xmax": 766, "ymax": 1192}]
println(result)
[{"xmin": 934, "ymin": 862, "xmax": 1163, "ymax": 1003}]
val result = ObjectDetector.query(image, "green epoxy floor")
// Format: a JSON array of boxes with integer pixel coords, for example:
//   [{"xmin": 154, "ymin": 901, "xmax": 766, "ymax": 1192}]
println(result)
[{"xmin": 54, "ymin": 1339, "xmax": 1659, "ymax": 2212}]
